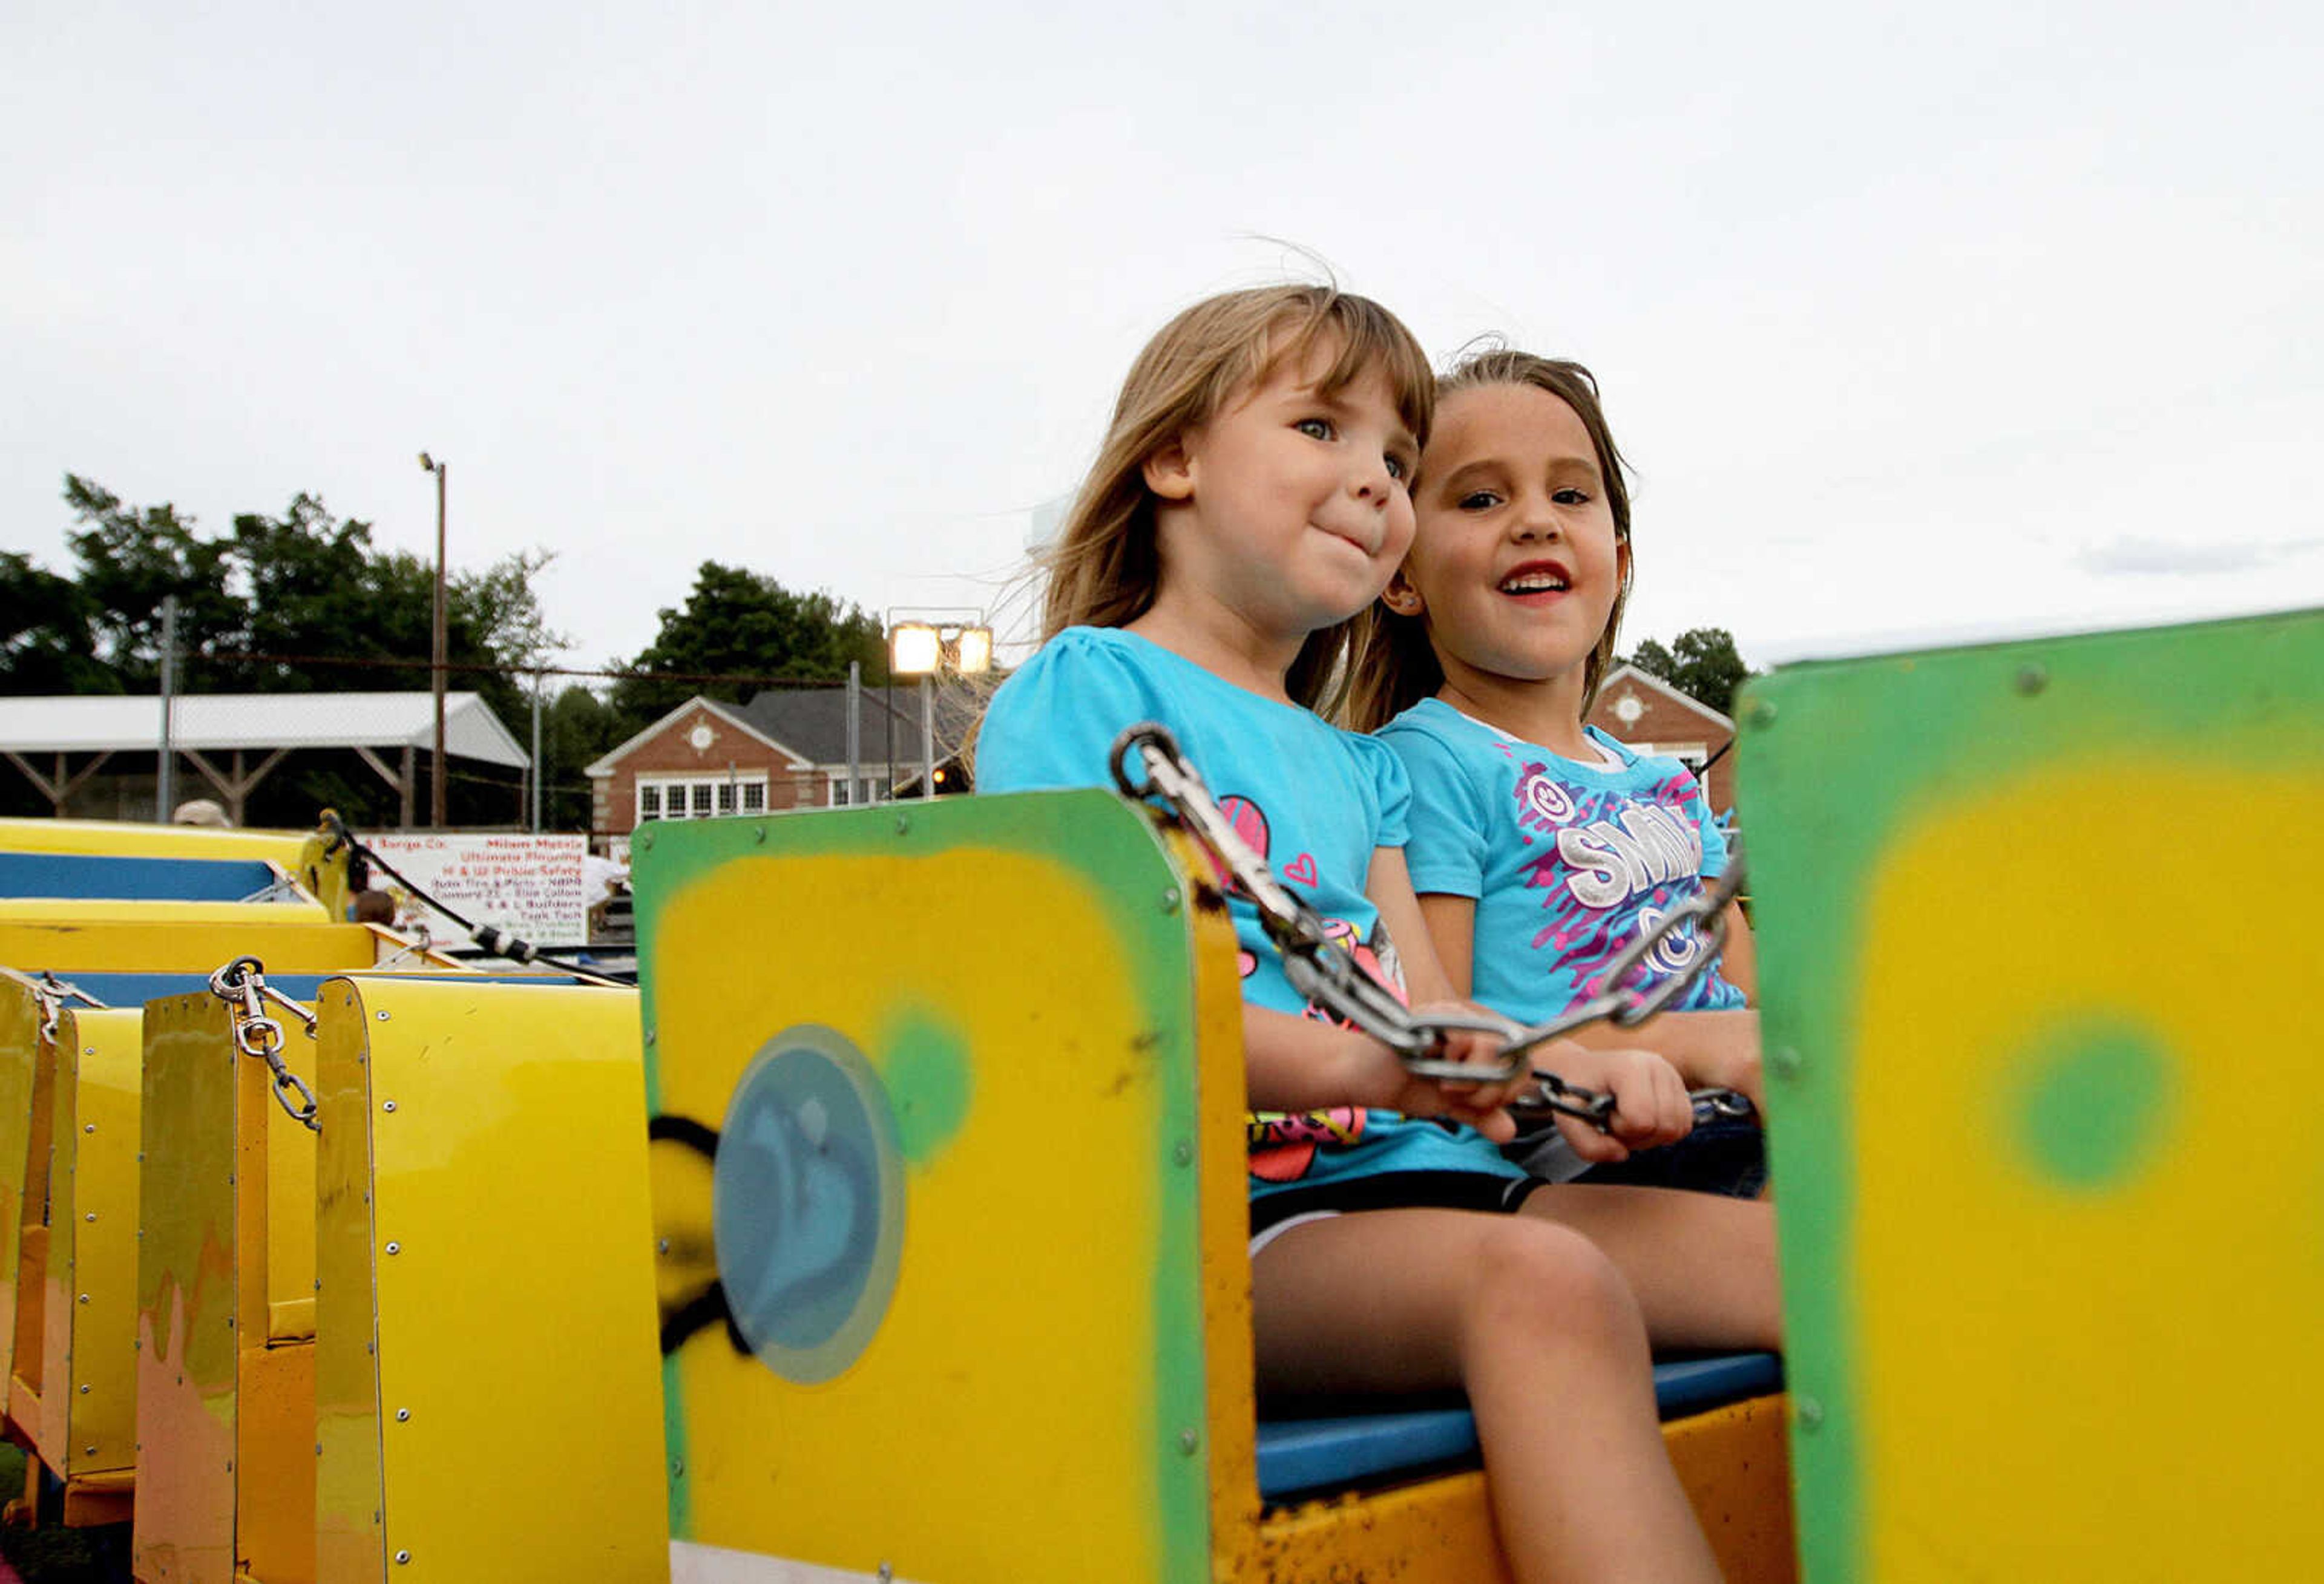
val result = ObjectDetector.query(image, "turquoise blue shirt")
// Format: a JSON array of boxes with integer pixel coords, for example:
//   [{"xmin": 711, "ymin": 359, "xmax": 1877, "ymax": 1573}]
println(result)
[
  {"xmin": 978, "ymin": 629, "xmax": 1527, "ymax": 1199},
  {"xmin": 1377, "ymin": 698, "xmax": 1743, "ymax": 1028}
]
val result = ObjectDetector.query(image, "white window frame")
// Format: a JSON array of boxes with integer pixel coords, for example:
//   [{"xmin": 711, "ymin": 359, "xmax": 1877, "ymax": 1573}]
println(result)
[
  {"xmin": 637, "ymin": 771, "xmax": 772, "ymax": 824},
  {"xmin": 827, "ymin": 773, "xmax": 894, "ymax": 808}
]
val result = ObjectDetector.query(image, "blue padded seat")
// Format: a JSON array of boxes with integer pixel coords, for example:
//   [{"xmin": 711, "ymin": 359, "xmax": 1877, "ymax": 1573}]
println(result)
[
  {"xmin": 0, "ymin": 853, "xmax": 284, "ymax": 903},
  {"xmin": 1256, "ymin": 1351, "xmax": 1781, "ymax": 1501}
]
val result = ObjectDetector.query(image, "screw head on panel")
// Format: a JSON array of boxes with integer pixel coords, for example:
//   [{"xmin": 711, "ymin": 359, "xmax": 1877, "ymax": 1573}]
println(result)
[
  {"xmin": 382, "ymin": 1099, "xmax": 397, "ymax": 1111},
  {"xmin": 384, "ymin": 1242, "xmax": 401, "ymax": 1255}
]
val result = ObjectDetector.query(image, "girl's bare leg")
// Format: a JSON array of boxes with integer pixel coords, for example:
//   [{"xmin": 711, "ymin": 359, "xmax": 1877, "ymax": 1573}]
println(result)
[
  {"xmin": 1521, "ymin": 1184, "xmax": 1783, "ymax": 1352},
  {"xmin": 1252, "ymin": 1209, "xmax": 1721, "ymax": 1584}
]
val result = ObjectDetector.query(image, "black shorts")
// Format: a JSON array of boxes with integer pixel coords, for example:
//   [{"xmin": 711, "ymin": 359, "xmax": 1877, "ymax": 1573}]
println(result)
[{"xmin": 1248, "ymin": 1169, "xmax": 1551, "ymax": 1254}]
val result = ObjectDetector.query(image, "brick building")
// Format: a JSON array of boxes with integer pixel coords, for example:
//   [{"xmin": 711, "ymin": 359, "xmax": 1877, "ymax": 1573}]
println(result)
[
  {"xmin": 1584, "ymin": 664, "xmax": 1736, "ymax": 816},
  {"xmin": 585, "ymin": 684, "xmax": 979, "ymax": 843}
]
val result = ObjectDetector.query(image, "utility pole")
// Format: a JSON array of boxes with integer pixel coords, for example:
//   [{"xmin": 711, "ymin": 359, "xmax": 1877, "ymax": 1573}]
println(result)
[
  {"xmin": 419, "ymin": 453, "xmax": 449, "ymax": 828},
  {"xmin": 157, "ymin": 595, "xmax": 179, "ymax": 822}
]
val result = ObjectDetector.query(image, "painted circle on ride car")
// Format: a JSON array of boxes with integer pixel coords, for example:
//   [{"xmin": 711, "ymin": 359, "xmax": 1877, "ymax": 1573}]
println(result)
[{"xmin": 712, "ymin": 1024, "xmax": 906, "ymax": 1384}]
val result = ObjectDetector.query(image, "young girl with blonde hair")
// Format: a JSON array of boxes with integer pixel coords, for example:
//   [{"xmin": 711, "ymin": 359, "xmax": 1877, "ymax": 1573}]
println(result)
[{"xmin": 979, "ymin": 288, "xmax": 1774, "ymax": 1584}]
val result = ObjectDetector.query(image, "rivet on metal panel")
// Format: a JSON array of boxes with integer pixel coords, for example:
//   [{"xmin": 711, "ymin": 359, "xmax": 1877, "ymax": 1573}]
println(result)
[
  {"xmin": 395, "ymin": 1408, "xmax": 410, "ymax": 1422},
  {"xmin": 83, "ymin": 1122, "xmax": 94, "ymax": 1133},
  {"xmin": 383, "ymin": 1099, "xmax": 397, "ymax": 1112},
  {"xmin": 671, "ymin": 1458, "xmax": 684, "ymax": 1478},
  {"xmin": 1172, "ymin": 1140, "xmax": 1192, "ymax": 1167},
  {"xmin": 1769, "ymin": 1046, "xmax": 1804, "ymax": 1082},
  {"xmin": 638, "ymin": 830, "xmax": 654, "ymax": 850},
  {"xmin": 77, "ymin": 1294, "xmax": 88, "ymax": 1304},
  {"xmin": 385, "ymin": 1241, "xmax": 401, "ymax": 1255},
  {"xmin": 85, "ymin": 1213, "xmax": 95, "ymax": 1222},
  {"xmin": 83, "ymin": 1444, "xmax": 94, "ymax": 1455},
  {"xmin": 84, "ymin": 1048, "xmax": 94, "ymax": 1057},
  {"xmin": 225, "ymin": 1317, "xmax": 234, "ymax": 1330},
  {"xmin": 376, "ymin": 1009, "xmax": 390, "ymax": 1021},
  {"xmin": 1796, "ymin": 1395, "xmax": 1825, "ymax": 1431},
  {"xmin": 657, "ymin": 1238, "xmax": 671, "ymax": 1255},
  {"xmin": 227, "ymin": 1173, "xmax": 235, "ymax": 1186},
  {"xmin": 1745, "ymin": 698, "xmax": 1776, "ymax": 728},
  {"xmin": 313, "ymin": 1278, "xmax": 321, "ymax": 1291},
  {"xmin": 1160, "ymin": 886, "xmax": 1181, "ymax": 914},
  {"xmin": 752, "ymin": 825, "xmax": 767, "ymax": 845},
  {"xmin": 1178, "ymin": 1429, "xmax": 1199, "ymax": 1455},
  {"xmin": 395, "ymin": 1551, "xmax": 412, "ymax": 1565},
  {"xmin": 877, "ymin": 1565, "xmax": 894, "ymax": 1583},
  {"xmin": 894, "ymin": 813, "xmax": 910, "ymax": 835},
  {"xmin": 2015, "ymin": 663, "xmax": 2049, "ymax": 696},
  {"xmin": 79, "ymin": 1384, "xmax": 89, "ymax": 1394},
  {"xmin": 644, "ymin": 1029, "xmax": 656, "ymax": 1046}
]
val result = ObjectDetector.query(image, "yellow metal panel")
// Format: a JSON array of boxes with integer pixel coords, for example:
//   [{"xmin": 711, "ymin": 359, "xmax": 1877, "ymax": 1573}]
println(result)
[
  {"xmin": 0, "ymin": 986, "xmax": 42, "ymax": 1393},
  {"xmin": 1242, "ymin": 1398, "xmax": 1794, "ymax": 1584},
  {"xmin": 318, "ymin": 978, "xmax": 665, "ymax": 1583},
  {"xmin": 134, "ymin": 989, "xmax": 325, "ymax": 1583},
  {"xmin": 0, "ymin": 898, "xmax": 328, "ymax": 926},
  {"xmin": 1663, "ymin": 1395, "xmax": 1797, "ymax": 1584},
  {"xmin": 7, "ymin": 997, "xmax": 59, "ymax": 1462},
  {"xmin": 650, "ymin": 846, "xmax": 1184, "ymax": 1581},
  {"xmin": 1254, "ymin": 1471, "xmax": 1512, "ymax": 1584},
  {"xmin": 0, "ymin": 915, "xmax": 373, "ymax": 974},
  {"xmin": 39, "ymin": 1008, "xmax": 143, "ymax": 1480},
  {"xmin": 1852, "ymin": 765, "xmax": 2324, "ymax": 1579},
  {"xmin": 0, "ymin": 817, "xmax": 310, "ymax": 865},
  {"xmin": 136, "ymin": 994, "xmax": 241, "ymax": 1584},
  {"xmin": 312, "ymin": 981, "xmax": 383, "ymax": 1583},
  {"xmin": 237, "ymin": 1011, "xmax": 318, "ymax": 1584},
  {"xmin": 238, "ymin": 1338, "xmax": 316, "ymax": 1584}
]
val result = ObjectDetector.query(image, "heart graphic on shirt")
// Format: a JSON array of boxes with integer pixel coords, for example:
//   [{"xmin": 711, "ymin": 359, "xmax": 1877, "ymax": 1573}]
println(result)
[{"xmin": 1282, "ymin": 853, "xmax": 1319, "ymax": 888}]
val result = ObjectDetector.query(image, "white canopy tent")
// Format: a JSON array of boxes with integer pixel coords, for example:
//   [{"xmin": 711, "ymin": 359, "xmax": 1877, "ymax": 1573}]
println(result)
[{"xmin": 0, "ymin": 692, "xmax": 528, "ymax": 825}]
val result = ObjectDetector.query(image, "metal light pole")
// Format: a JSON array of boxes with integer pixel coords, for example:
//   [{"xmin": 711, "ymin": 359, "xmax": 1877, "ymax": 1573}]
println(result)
[
  {"xmin": 886, "ymin": 609, "xmax": 993, "ymax": 799},
  {"xmin": 418, "ymin": 453, "xmax": 448, "ymax": 828}
]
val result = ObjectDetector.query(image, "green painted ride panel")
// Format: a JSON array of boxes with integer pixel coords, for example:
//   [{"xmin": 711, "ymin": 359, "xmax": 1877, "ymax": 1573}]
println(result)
[
  {"xmin": 632, "ymin": 789, "xmax": 1213, "ymax": 1580},
  {"xmin": 1738, "ymin": 607, "xmax": 2324, "ymax": 1583}
]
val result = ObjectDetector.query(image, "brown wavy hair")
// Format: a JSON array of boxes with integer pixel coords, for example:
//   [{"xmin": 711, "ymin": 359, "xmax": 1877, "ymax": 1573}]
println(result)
[
  {"xmin": 1344, "ymin": 349, "xmax": 1635, "ymax": 732},
  {"xmin": 1035, "ymin": 284, "xmax": 1434, "ymax": 715}
]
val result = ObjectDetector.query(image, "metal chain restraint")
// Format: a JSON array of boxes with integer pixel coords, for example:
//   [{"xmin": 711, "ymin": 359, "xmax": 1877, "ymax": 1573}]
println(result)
[
  {"xmin": 27, "ymin": 971, "xmax": 102, "ymax": 1043},
  {"xmin": 1110, "ymin": 723, "xmax": 1753, "ymax": 1131},
  {"xmin": 208, "ymin": 956, "xmax": 321, "ymax": 1131}
]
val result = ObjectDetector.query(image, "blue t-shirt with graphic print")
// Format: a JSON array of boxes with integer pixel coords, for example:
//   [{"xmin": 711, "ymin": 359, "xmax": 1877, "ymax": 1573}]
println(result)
[
  {"xmin": 1377, "ymin": 698, "xmax": 1744, "ymax": 1028},
  {"xmin": 977, "ymin": 627, "xmax": 1527, "ymax": 1202}
]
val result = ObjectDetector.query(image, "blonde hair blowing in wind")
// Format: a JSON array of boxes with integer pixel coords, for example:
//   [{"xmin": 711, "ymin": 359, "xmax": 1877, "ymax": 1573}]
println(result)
[
  {"xmin": 1037, "ymin": 284, "xmax": 1436, "ymax": 715},
  {"xmin": 1344, "ymin": 349, "xmax": 1636, "ymax": 733}
]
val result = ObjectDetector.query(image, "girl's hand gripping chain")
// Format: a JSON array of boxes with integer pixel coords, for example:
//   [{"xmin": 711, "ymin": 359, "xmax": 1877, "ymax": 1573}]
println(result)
[{"xmin": 1112, "ymin": 722, "xmax": 1751, "ymax": 1145}]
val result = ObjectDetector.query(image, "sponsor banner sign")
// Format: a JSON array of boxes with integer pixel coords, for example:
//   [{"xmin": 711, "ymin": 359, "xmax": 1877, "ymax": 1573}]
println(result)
[{"xmin": 367, "ymin": 832, "xmax": 590, "ymax": 949}]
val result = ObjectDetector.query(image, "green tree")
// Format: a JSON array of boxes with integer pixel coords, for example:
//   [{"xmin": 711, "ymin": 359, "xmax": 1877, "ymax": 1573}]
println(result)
[
  {"xmin": 1, "ymin": 551, "xmax": 116, "ymax": 695},
  {"xmin": 62, "ymin": 474, "xmax": 241, "ymax": 687},
  {"xmin": 1624, "ymin": 626, "xmax": 1754, "ymax": 718},
  {"xmin": 611, "ymin": 561, "xmax": 888, "ymax": 725},
  {"xmin": 540, "ymin": 683, "xmax": 628, "ymax": 831},
  {"xmin": 32, "ymin": 475, "xmax": 573, "ymax": 830}
]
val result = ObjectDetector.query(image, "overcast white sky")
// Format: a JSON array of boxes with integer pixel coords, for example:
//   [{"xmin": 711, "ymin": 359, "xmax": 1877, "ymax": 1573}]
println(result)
[{"xmin": 7, "ymin": 1, "xmax": 2319, "ymax": 676}]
